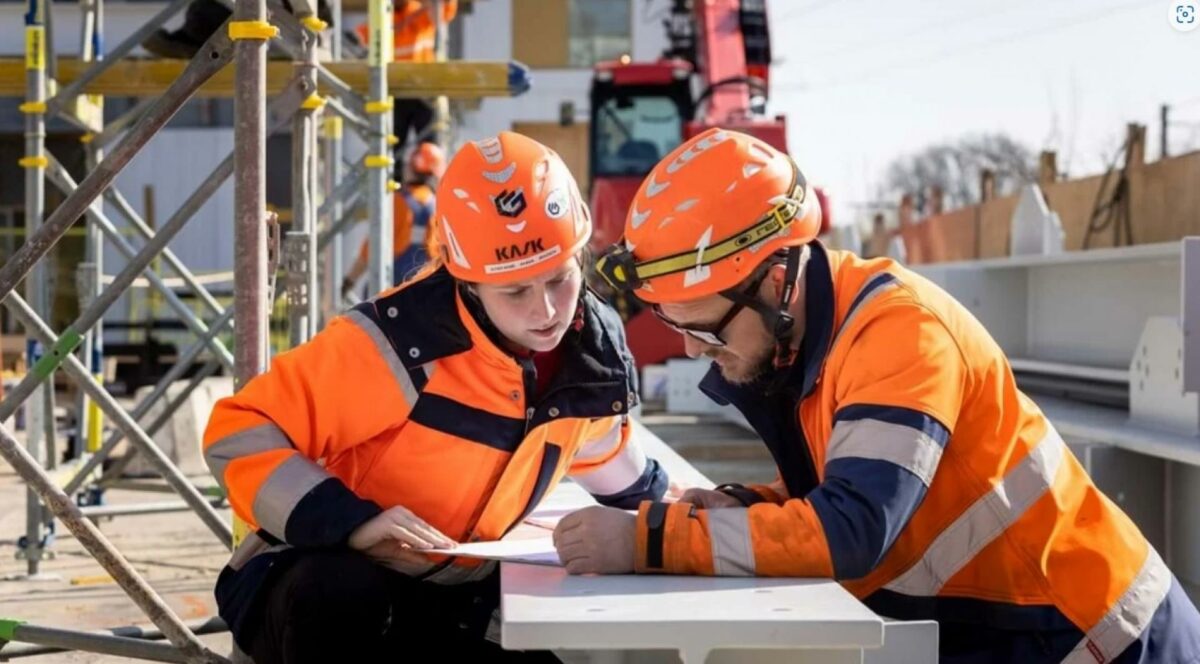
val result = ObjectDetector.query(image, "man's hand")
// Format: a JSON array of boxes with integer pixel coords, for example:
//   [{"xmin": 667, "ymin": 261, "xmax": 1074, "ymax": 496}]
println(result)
[
  {"xmin": 553, "ymin": 506, "xmax": 636, "ymax": 575},
  {"xmin": 348, "ymin": 505, "xmax": 456, "ymax": 552},
  {"xmin": 663, "ymin": 480, "xmax": 689, "ymax": 502},
  {"xmin": 677, "ymin": 487, "xmax": 744, "ymax": 509}
]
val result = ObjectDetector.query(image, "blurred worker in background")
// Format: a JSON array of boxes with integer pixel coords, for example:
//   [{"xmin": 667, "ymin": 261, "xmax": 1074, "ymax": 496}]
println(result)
[
  {"xmin": 342, "ymin": 141, "xmax": 445, "ymax": 299},
  {"xmin": 355, "ymin": 0, "xmax": 458, "ymax": 155}
]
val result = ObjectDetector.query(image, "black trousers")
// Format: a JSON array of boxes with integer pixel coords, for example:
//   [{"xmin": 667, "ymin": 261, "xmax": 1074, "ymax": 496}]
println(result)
[
  {"xmin": 392, "ymin": 98, "xmax": 435, "ymax": 159},
  {"xmin": 179, "ymin": 0, "xmax": 333, "ymax": 44},
  {"xmin": 242, "ymin": 550, "xmax": 560, "ymax": 664}
]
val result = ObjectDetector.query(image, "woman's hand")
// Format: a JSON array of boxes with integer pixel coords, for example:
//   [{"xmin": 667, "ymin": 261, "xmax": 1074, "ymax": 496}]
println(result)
[{"xmin": 348, "ymin": 505, "xmax": 457, "ymax": 552}]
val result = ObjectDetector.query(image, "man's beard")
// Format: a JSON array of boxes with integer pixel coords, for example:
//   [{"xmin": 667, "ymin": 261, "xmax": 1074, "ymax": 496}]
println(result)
[{"xmin": 712, "ymin": 340, "xmax": 776, "ymax": 386}]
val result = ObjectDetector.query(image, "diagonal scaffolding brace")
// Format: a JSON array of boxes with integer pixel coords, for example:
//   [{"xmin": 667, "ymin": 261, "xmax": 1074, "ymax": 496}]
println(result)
[
  {"xmin": 4, "ymin": 291, "xmax": 234, "ymax": 547},
  {"xmin": 44, "ymin": 156, "xmax": 238, "ymax": 373},
  {"xmin": 0, "ymin": 418, "xmax": 225, "ymax": 663},
  {"xmin": 0, "ymin": 24, "xmax": 236, "ymax": 304}
]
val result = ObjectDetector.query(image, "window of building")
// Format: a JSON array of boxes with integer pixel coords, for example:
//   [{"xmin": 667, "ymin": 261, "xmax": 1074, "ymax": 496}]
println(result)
[
  {"xmin": 568, "ymin": 0, "xmax": 631, "ymax": 67},
  {"xmin": 512, "ymin": 0, "xmax": 630, "ymax": 69}
]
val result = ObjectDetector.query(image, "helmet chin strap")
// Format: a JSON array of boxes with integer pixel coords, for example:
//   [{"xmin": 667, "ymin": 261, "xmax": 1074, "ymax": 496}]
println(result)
[{"xmin": 717, "ymin": 246, "xmax": 804, "ymax": 384}]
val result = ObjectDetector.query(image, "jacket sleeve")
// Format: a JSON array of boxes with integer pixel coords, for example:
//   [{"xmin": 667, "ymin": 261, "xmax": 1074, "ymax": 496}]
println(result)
[
  {"xmin": 635, "ymin": 303, "xmax": 967, "ymax": 578},
  {"xmin": 718, "ymin": 475, "xmax": 789, "ymax": 506},
  {"xmin": 203, "ymin": 309, "xmax": 422, "ymax": 547},
  {"xmin": 568, "ymin": 415, "xmax": 668, "ymax": 509}
]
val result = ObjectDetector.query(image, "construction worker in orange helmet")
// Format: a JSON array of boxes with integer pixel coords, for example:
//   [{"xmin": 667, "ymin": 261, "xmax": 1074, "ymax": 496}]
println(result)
[
  {"xmin": 341, "ymin": 141, "xmax": 446, "ymax": 299},
  {"xmin": 554, "ymin": 128, "xmax": 1200, "ymax": 662},
  {"xmin": 204, "ymin": 131, "xmax": 669, "ymax": 663}
]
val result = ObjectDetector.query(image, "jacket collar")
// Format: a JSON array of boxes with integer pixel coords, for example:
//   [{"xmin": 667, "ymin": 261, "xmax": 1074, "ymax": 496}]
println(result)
[
  {"xmin": 356, "ymin": 268, "xmax": 472, "ymax": 369},
  {"xmin": 700, "ymin": 241, "xmax": 835, "ymax": 405},
  {"xmin": 355, "ymin": 267, "xmax": 637, "ymax": 417}
]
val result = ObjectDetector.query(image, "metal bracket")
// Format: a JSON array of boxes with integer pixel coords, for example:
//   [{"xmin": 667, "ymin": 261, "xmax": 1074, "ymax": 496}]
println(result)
[
  {"xmin": 15, "ymin": 521, "xmax": 57, "ymax": 561},
  {"xmin": 1183, "ymin": 238, "xmax": 1200, "ymax": 394},
  {"xmin": 74, "ymin": 261, "xmax": 98, "ymax": 310},
  {"xmin": 266, "ymin": 213, "xmax": 282, "ymax": 305},
  {"xmin": 283, "ymin": 230, "xmax": 312, "ymax": 314},
  {"xmin": 1131, "ymin": 316, "xmax": 1200, "ymax": 435}
]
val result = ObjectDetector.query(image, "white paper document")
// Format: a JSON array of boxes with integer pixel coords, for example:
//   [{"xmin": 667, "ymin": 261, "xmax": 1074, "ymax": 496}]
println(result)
[{"xmin": 430, "ymin": 537, "xmax": 561, "ymax": 567}]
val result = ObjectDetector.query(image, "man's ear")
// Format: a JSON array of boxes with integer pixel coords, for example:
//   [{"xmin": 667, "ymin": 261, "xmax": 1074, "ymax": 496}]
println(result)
[{"xmin": 765, "ymin": 263, "xmax": 796, "ymax": 304}]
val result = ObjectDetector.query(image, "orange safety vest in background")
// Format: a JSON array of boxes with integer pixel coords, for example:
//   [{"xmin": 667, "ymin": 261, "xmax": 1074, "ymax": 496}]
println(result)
[
  {"xmin": 634, "ymin": 242, "xmax": 1200, "ymax": 662},
  {"xmin": 355, "ymin": 0, "xmax": 458, "ymax": 62},
  {"xmin": 205, "ymin": 267, "xmax": 666, "ymax": 642},
  {"xmin": 356, "ymin": 183, "xmax": 434, "ymax": 262}
]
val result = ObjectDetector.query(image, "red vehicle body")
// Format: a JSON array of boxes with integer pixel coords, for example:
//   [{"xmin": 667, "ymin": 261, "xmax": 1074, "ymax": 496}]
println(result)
[{"xmin": 587, "ymin": 0, "xmax": 829, "ymax": 369}]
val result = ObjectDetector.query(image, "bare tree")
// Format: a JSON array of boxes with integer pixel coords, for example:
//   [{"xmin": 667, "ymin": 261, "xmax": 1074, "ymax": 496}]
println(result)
[{"xmin": 883, "ymin": 133, "xmax": 1037, "ymax": 212}]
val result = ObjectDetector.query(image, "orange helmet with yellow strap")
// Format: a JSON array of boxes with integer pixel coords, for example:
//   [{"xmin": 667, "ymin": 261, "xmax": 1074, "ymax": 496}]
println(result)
[{"xmin": 596, "ymin": 128, "xmax": 821, "ymax": 304}]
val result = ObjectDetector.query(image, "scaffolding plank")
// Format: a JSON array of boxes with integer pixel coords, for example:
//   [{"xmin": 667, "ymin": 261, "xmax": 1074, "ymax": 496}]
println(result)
[{"xmin": 0, "ymin": 59, "xmax": 529, "ymax": 99}]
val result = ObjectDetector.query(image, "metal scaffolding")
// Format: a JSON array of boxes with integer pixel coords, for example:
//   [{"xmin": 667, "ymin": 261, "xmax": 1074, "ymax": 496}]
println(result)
[{"xmin": 0, "ymin": 0, "xmax": 531, "ymax": 657}]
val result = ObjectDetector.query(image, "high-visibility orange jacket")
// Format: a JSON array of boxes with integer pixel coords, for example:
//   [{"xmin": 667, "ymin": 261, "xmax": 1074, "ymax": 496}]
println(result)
[
  {"xmin": 634, "ymin": 243, "xmax": 1200, "ymax": 662},
  {"xmin": 206, "ymin": 267, "xmax": 666, "ymax": 641},
  {"xmin": 355, "ymin": 0, "xmax": 457, "ymax": 62},
  {"xmin": 357, "ymin": 183, "xmax": 435, "ymax": 263},
  {"xmin": 357, "ymin": 183, "xmax": 435, "ymax": 283}
]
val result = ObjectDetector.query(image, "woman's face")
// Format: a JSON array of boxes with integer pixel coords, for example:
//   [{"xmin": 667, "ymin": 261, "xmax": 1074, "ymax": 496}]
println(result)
[{"xmin": 472, "ymin": 258, "xmax": 584, "ymax": 353}]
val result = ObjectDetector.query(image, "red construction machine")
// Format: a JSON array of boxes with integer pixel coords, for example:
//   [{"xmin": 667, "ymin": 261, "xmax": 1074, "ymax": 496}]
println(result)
[{"xmin": 586, "ymin": 0, "xmax": 831, "ymax": 368}]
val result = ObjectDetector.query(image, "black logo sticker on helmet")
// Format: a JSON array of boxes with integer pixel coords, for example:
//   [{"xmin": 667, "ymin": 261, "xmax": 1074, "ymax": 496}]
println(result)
[
  {"xmin": 493, "ymin": 188, "xmax": 527, "ymax": 218},
  {"xmin": 544, "ymin": 188, "xmax": 568, "ymax": 219}
]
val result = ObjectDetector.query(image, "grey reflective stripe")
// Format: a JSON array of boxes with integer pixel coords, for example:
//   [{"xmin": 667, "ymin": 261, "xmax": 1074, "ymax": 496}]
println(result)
[
  {"xmin": 205, "ymin": 423, "xmax": 294, "ymax": 494},
  {"xmin": 827, "ymin": 418, "xmax": 944, "ymax": 486},
  {"xmin": 833, "ymin": 272, "xmax": 900, "ymax": 348},
  {"xmin": 251, "ymin": 454, "xmax": 331, "ymax": 540},
  {"xmin": 574, "ymin": 417, "xmax": 623, "ymax": 461},
  {"xmin": 344, "ymin": 309, "xmax": 420, "ymax": 406},
  {"xmin": 227, "ymin": 531, "xmax": 290, "ymax": 572},
  {"xmin": 708, "ymin": 508, "xmax": 756, "ymax": 576},
  {"xmin": 884, "ymin": 425, "xmax": 1066, "ymax": 596},
  {"xmin": 572, "ymin": 419, "xmax": 648, "ymax": 497},
  {"xmin": 1061, "ymin": 548, "xmax": 1171, "ymax": 664}
]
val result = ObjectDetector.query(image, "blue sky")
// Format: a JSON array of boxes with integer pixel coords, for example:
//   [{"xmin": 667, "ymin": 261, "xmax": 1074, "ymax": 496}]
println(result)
[{"xmin": 767, "ymin": 0, "xmax": 1200, "ymax": 224}]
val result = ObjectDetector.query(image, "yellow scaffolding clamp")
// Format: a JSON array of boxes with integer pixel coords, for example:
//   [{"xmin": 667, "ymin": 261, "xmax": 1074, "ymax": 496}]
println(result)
[
  {"xmin": 301, "ymin": 16, "xmax": 328, "ymax": 33},
  {"xmin": 300, "ymin": 94, "xmax": 326, "ymax": 111},
  {"xmin": 365, "ymin": 97, "xmax": 394, "ymax": 114},
  {"xmin": 364, "ymin": 154, "xmax": 394, "ymax": 169},
  {"xmin": 228, "ymin": 20, "xmax": 279, "ymax": 41}
]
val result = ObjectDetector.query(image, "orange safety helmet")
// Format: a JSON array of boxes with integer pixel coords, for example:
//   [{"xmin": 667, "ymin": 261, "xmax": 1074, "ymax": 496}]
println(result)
[
  {"xmin": 432, "ymin": 131, "xmax": 591, "ymax": 284},
  {"xmin": 596, "ymin": 128, "xmax": 821, "ymax": 304},
  {"xmin": 409, "ymin": 142, "xmax": 447, "ymax": 178}
]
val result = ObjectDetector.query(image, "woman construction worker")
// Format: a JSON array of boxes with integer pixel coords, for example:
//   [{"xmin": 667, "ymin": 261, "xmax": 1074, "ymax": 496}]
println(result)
[
  {"xmin": 203, "ymin": 131, "xmax": 669, "ymax": 663},
  {"xmin": 341, "ymin": 141, "xmax": 445, "ymax": 299}
]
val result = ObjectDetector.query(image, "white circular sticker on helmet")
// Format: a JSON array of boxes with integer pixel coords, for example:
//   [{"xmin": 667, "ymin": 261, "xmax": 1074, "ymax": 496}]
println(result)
[{"xmin": 544, "ymin": 188, "xmax": 569, "ymax": 219}]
